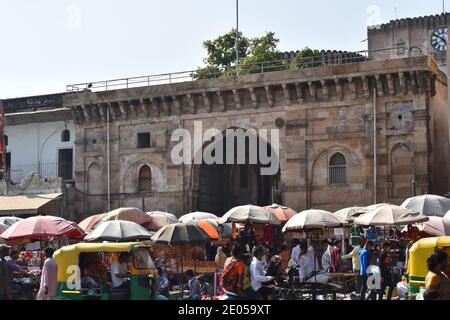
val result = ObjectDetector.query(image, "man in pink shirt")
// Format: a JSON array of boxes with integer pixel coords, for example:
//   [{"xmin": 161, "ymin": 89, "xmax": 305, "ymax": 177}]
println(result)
[{"xmin": 37, "ymin": 247, "xmax": 58, "ymax": 300}]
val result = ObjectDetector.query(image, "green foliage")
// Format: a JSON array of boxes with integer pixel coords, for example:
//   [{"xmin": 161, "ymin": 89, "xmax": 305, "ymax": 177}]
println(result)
[
  {"xmin": 202, "ymin": 28, "xmax": 250, "ymax": 68},
  {"xmin": 292, "ymin": 47, "xmax": 325, "ymax": 69},
  {"xmin": 240, "ymin": 32, "xmax": 286, "ymax": 74},
  {"xmin": 195, "ymin": 30, "xmax": 325, "ymax": 79}
]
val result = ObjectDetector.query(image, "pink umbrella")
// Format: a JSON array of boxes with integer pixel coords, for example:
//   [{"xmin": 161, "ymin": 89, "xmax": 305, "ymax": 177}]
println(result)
[
  {"xmin": 0, "ymin": 215, "xmax": 86, "ymax": 241},
  {"xmin": 401, "ymin": 216, "xmax": 450, "ymax": 237},
  {"xmin": 78, "ymin": 214, "xmax": 104, "ymax": 233},
  {"xmin": 264, "ymin": 204, "xmax": 298, "ymax": 222},
  {"xmin": 101, "ymin": 208, "xmax": 152, "ymax": 225},
  {"xmin": 0, "ymin": 223, "xmax": 8, "ymax": 234},
  {"xmin": 144, "ymin": 211, "xmax": 178, "ymax": 231}
]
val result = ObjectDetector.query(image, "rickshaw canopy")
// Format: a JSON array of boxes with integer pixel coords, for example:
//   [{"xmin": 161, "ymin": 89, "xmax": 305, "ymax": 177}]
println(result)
[
  {"xmin": 407, "ymin": 237, "xmax": 450, "ymax": 287},
  {"xmin": 54, "ymin": 242, "xmax": 149, "ymax": 282}
]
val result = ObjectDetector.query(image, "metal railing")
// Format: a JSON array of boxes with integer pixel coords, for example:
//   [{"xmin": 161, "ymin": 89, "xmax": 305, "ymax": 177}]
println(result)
[
  {"xmin": 66, "ymin": 46, "xmax": 432, "ymax": 93},
  {"xmin": 8, "ymin": 162, "xmax": 73, "ymax": 183}
]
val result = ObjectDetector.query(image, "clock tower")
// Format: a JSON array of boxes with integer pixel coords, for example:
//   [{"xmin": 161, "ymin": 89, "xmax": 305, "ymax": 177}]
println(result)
[{"xmin": 368, "ymin": 13, "xmax": 449, "ymax": 73}]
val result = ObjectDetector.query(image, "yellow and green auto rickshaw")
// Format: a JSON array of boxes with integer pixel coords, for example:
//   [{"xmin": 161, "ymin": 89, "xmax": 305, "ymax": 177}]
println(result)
[
  {"xmin": 53, "ymin": 242, "xmax": 167, "ymax": 300},
  {"xmin": 406, "ymin": 237, "xmax": 450, "ymax": 294}
]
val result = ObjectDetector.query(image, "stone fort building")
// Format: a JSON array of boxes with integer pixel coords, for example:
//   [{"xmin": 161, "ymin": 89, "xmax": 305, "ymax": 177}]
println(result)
[{"xmin": 63, "ymin": 13, "xmax": 450, "ymax": 220}]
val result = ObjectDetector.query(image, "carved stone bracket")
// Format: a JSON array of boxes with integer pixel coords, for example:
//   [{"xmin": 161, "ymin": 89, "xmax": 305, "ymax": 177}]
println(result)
[
  {"xmin": 375, "ymin": 75, "xmax": 384, "ymax": 97},
  {"xmin": 386, "ymin": 74, "xmax": 395, "ymax": 96},
  {"xmin": 362, "ymin": 76, "xmax": 370, "ymax": 98},
  {"xmin": 347, "ymin": 78, "xmax": 357, "ymax": 99},
  {"xmin": 295, "ymin": 83, "xmax": 304, "ymax": 104},
  {"xmin": 187, "ymin": 94, "xmax": 196, "ymax": 113},
  {"xmin": 282, "ymin": 84, "xmax": 291, "ymax": 105},
  {"xmin": 320, "ymin": 80, "xmax": 329, "ymax": 99},
  {"xmin": 398, "ymin": 72, "xmax": 407, "ymax": 95},
  {"xmin": 308, "ymin": 82, "xmax": 317, "ymax": 101},
  {"xmin": 216, "ymin": 91, "xmax": 225, "ymax": 112},
  {"xmin": 202, "ymin": 91, "xmax": 212, "ymax": 112},
  {"xmin": 248, "ymin": 88, "xmax": 257, "ymax": 109},
  {"xmin": 233, "ymin": 89, "xmax": 242, "ymax": 110},
  {"xmin": 265, "ymin": 86, "xmax": 274, "ymax": 107}
]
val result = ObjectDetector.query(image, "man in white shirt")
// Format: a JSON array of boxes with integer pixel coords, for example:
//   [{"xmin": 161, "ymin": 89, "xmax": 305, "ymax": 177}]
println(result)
[
  {"xmin": 110, "ymin": 253, "xmax": 131, "ymax": 293},
  {"xmin": 321, "ymin": 239, "xmax": 333, "ymax": 272},
  {"xmin": 250, "ymin": 247, "xmax": 273, "ymax": 300},
  {"xmin": 290, "ymin": 239, "xmax": 301, "ymax": 265}
]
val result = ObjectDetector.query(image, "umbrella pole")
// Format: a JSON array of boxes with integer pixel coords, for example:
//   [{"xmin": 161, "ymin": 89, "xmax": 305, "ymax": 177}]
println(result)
[{"xmin": 180, "ymin": 246, "xmax": 184, "ymax": 295}]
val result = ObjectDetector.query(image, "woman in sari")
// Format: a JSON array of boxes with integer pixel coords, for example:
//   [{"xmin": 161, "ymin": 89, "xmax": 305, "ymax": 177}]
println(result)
[{"xmin": 220, "ymin": 244, "xmax": 244, "ymax": 297}]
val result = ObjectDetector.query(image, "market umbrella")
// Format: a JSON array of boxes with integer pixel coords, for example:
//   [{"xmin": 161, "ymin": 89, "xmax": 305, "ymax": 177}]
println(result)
[
  {"xmin": 187, "ymin": 220, "xmax": 219, "ymax": 240},
  {"xmin": 151, "ymin": 223, "xmax": 212, "ymax": 293},
  {"xmin": 187, "ymin": 219, "xmax": 233, "ymax": 240},
  {"xmin": 401, "ymin": 216, "xmax": 450, "ymax": 237},
  {"xmin": 354, "ymin": 204, "xmax": 429, "ymax": 227},
  {"xmin": 84, "ymin": 220, "xmax": 154, "ymax": 242},
  {"xmin": 179, "ymin": 212, "xmax": 219, "ymax": 223},
  {"xmin": 220, "ymin": 205, "xmax": 282, "ymax": 225},
  {"xmin": 401, "ymin": 195, "xmax": 450, "ymax": 217},
  {"xmin": 144, "ymin": 211, "xmax": 179, "ymax": 231},
  {"xmin": 0, "ymin": 223, "xmax": 8, "ymax": 234},
  {"xmin": 101, "ymin": 207, "xmax": 152, "ymax": 225},
  {"xmin": 282, "ymin": 209, "xmax": 346, "ymax": 232},
  {"xmin": 78, "ymin": 214, "xmax": 104, "ymax": 233},
  {"xmin": 0, "ymin": 216, "xmax": 23, "ymax": 227},
  {"xmin": 0, "ymin": 215, "xmax": 85, "ymax": 241},
  {"xmin": 264, "ymin": 204, "xmax": 298, "ymax": 222},
  {"xmin": 151, "ymin": 223, "xmax": 212, "ymax": 246},
  {"xmin": 334, "ymin": 207, "xmax": 369, "ymax": 223}
]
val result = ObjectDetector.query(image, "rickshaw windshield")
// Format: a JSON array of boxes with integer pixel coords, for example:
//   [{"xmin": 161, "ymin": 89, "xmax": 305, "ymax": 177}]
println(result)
[{"xmin": 134, "ymin": 248, "xmax": 156, "ymax": 270}]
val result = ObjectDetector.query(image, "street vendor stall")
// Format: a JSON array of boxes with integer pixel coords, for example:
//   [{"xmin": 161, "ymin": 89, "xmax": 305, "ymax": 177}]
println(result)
[
  {"xmin": 280, "ymin": 209, "xmax": 348, "ymax": 299},
  {"xmin": 151, "ymin": 223, "xmax": 213, "ymax": 299}
]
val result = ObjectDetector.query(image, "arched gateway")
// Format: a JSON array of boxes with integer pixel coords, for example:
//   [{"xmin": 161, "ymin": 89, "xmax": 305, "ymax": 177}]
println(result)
[{"xmin": 190, "ymin": 128, "xmax": 281, "ymax": 216}]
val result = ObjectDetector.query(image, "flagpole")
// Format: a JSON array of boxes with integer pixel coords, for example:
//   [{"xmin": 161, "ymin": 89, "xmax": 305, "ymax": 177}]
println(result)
[{"xmin": 236, "ymin": 0, "xmax": 240, "ymax": 77}]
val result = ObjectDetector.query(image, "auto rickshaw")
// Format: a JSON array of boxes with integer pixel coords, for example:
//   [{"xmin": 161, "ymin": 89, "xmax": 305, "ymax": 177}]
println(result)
[
  {"xmin": 406, "ymin": 237, "xmax": 450, "ymax": 294},
  {"xmin": 53, "ymin": 242, "xmax": 167, "ymax": 300}
]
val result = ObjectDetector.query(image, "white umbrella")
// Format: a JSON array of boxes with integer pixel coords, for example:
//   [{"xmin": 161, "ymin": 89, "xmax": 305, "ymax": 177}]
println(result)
[
  {"xmin": 334, "ymin": 207, "xmax": 368, "ymax": 223},
  {"xmin": 0, "ymin": 223, "xmax": 8, "ymax": 234},
  {"xmin": 220, "ymin": 205, "xmax": 282, "ymax": 225},
  {"xmin": 401, "ymin": 216, "xmax": 450, "ymax": 237},
  {"xmin": 0, "ymin": 217, "xmax": 23, "ymax": 227},
  {"xmin": 179, "ymin": 212, "xmax": 219, "ymax": 223},
  {"xmin": 282, "ymin": 209, "xmax": 346, "ymax": 232},
  {"xmin": 401, "ymin": 195, "xmax": 450, "ymax": 217},
  {"xmin": 355, "ymin": 204, "xmax": 429, "ymax": 227},
  {"xmin": 84, "ymin": 220, "xmax": 154, "ymax": 242}
]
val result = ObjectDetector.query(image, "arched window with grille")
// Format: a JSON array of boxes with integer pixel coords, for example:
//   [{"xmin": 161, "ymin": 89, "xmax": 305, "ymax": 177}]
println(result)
[
  {"xmin": 61, "ymin": 129, "xmax": 70, "ymax": 142},
  {"xmin": 138, "ymin": 165, "xmax": 152, "ymax": 192},
  {"xmin": 329, "ymin": 153, "xmax": 347, "ymax": 185}
]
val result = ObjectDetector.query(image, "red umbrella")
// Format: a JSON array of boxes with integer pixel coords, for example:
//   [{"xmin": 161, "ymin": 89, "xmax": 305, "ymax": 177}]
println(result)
[
  {"xmin": 265, "ymin": 203, "xmax": 298, "ymax": 222},
  {"xmin": 0, "ymin": 215, "xmax": 86, "ymax": 241},
  {"xmin": 78, "ymin": 214, "xmax": 104, "ymax": 233}
]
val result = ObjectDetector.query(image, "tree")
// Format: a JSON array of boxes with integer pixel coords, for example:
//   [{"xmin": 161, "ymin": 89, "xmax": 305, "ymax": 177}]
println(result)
[
  {"xmin": 240, "ymin": 32, "xmax": 286, "ymax": 74},
  {"xmin": 202, "ymin": 29, "xmax": 250, "ymax": 69},
  {"xmin": 292, "ymin": 47, "xmax": 325, "ymax": 69}
]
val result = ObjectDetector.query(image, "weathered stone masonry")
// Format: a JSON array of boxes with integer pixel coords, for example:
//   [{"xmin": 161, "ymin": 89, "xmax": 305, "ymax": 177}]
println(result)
[{"xmin": 64, "ymin": 56, "xmax": 450, "ymax": 219}]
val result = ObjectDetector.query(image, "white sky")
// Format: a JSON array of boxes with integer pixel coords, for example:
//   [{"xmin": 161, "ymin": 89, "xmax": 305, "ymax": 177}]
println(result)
[{"xmin": 0, "ymin": 0, "xmax": 445, "ymax": 98}]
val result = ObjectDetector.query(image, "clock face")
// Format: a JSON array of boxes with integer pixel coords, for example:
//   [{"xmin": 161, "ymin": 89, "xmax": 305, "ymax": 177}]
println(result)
[{"xmin": 431, "ymin": 26, "xmax": 448, "ymax": 51}]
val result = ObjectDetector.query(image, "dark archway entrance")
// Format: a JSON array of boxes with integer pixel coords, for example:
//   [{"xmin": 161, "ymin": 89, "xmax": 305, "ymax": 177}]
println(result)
[{"xmin": 197, "ymin": 129, "xmax": 280, "ymax": 216}]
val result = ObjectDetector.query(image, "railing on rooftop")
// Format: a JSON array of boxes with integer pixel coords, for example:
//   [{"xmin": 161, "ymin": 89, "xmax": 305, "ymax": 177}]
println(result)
[
  {"xmin": 8, "ymin": 162, "xmax": 73, "ymax": 183},
  {"xmin": 66, "ymin": 46, "xmax": 435, "ymax": 93}
]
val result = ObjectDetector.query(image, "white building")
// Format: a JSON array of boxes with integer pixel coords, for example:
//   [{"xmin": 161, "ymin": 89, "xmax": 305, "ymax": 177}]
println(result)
[{"xmin": 4, "ymin": 94, "xmax": 75, "ymax": 183}]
